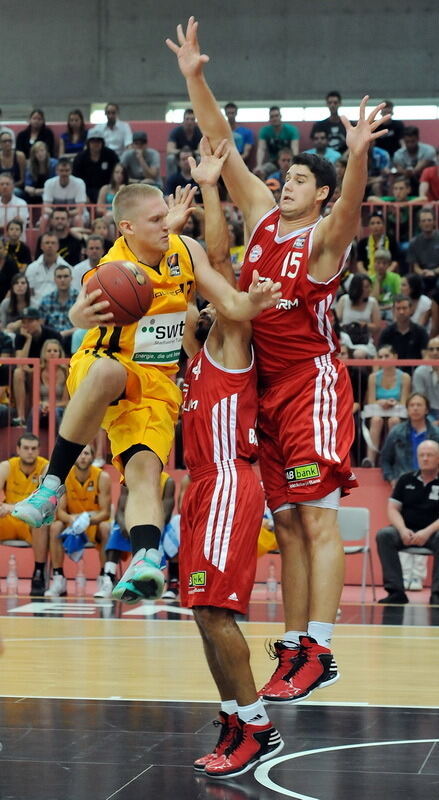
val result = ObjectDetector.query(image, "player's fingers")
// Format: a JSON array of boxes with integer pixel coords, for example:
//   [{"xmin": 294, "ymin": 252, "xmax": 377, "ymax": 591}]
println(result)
[
  {"xmin": 252, "ymin": 269, "xmax": 260, "ymax": 285},
  {"xmin": 367, "ymin": 103, "xmax": 386, "ymax": 124},
  {"xmin": 214, "ymin": 138, "xmax": 229, "ymax": 158},
  {"xmin": 200, "ymin": 135, "xmax": 212, "ymax": 156},
  {"xmin": 89, "ymin": 300, "xmax": 111, "ymax": 313},
  {"xmin": 339, "ymin": 115, "xmax": 351, "ymax": 132},
  {"xmin": 370, "ymin": 113, "xmax": 390, "ymax": 130},
  {"xmin": 84, "ymin": 288, "xmax": 102, "ymax": 303},
  {"xmin": 370, "ymin": 129, "xmax": 388, "ymax": 141},
  {"xmin": 358, "ymin": 95, "xmax": 369, "ymax": 120},
  {"xmin": 165, "ymin": 37, "xmax": 179, "ymax": 54},
  {"xmin": 176, "ymin": 24, "xmax": 186, "ymax": 46}
]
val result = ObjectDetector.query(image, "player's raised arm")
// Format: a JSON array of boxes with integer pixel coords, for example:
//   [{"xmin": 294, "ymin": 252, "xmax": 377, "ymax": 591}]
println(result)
[{"xmin": 166, "ymin": 16, "xmax": 274, "ymax": 229}]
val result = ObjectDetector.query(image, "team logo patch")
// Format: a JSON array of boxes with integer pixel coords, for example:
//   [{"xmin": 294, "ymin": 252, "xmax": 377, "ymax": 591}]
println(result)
[
  {"xmin": 122, "ymin": 261, "xmax": 146, "ymax": 285},
  {"xmin": 189, "ymin": 570, "xmax": 207, "ymax": 587},
  {"xmin": 167, "ymin": 253, "xmax": 181, "ymax": 276},
  {"xmin": 294, "ymin": 236, "xmax": 306, "ymax": 249},
  {"xmin": 249, "ymin": 244, "xmax": 263, "ymax": 263},
  {"xmin": 285, "ymin": 463, "xmax": 321, "ymax": 482}
]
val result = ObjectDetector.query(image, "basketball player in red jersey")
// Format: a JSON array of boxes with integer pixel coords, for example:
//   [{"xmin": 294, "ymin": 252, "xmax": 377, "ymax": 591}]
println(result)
[
  {"xmin": 179, "ymin": 142, "xmax": 284, "ymax": 778},
  {"xmin": 168, "ymin": 17, "xmax": 390, "ymax": 702}
]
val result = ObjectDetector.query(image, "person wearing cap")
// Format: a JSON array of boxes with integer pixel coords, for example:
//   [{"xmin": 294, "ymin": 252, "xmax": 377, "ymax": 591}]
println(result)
[
  {"xmin": 72, "ymin": 127, "xmax": 119, "ymax": 204},
  {"xmin": 95, "ymin": 102, "xmax": 133, "ymax": 158},
  {"xmin": 121, "ymin": 131, "xmax": 162, "ymax": 187},
  {"xmin": 370, "ymin": 247, "xmax": 402, "ymax": 320}
]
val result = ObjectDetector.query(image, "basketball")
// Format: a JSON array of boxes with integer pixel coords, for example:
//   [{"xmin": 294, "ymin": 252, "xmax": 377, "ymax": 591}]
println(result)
[{"xmin": 86, "ymin": 260, "xmax": 154, "ymax": 326}]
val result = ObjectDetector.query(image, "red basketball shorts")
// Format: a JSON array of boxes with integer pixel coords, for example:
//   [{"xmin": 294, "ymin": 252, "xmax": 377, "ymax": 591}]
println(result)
[
  {"xmin": 258, "ymin": 355, "xmax": 358, "ymax": 510},
  {"xmin": 179, "ymin": 463, "xmax": 264, "ymax": 614}
]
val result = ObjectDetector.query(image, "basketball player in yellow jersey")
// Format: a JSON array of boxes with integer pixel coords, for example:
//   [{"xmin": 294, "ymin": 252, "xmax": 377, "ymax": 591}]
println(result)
[
  {"xmin": 45, "ymin": 444, "xmax": 111, "ymax": 598},
  {"xmin": 0, "ymin": 433, "xmax": 49, "ymax": 595},
  {"xmin": 13, "ymin": 182, "xmax": 281, "ymax": 604}
]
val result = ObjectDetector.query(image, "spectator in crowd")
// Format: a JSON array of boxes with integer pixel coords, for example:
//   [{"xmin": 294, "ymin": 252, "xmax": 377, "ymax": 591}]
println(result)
[
  {"xmin": 419, "ymin": 162, "xmax": 439, "ymax": 203},
  {"xmin": 180, "ymin": 206, "xmax": 205, "ymax": 245},
  {"xmin": 400, "ymin": 274, "xmax": 432, "ymax": 328},
  {"xmin": 39, "ymin": 264, "xmax": 78, "ymax": 354},
  {"xmin": 90, "ymin": 217, "xmax": 113, "ymax": 252},
  {"xmin": 0, "ymin": 273, "xmax": 31, "ymax": 332},
  {"xmin": 336, "ymin": 274, "xmax": 381, "ymax": 357},
  {"xmin": 12, "ymin": 307, "xmax": 62, "ymax": 426},
  {"xmin": 0, "ymin": 108, "xmax": 15, "ymax": 146},
  {"xmin": 228, "ymin": 218, "xmax": 245, "ymax": 277},
  {"xmin": 374, "ymin": 101, "xmax": 405, "ymax": 157},
  {"xmin": 431, "ymin": 285, "xmax": 439, "ymax": 338},
  {"xmin": 0, "ymin": 329, "xmax": 14, "ymax": 426},
  {"xmin": 166, "ymin": 108, "xmax": 202, "ymax": 176},
  {"xmin": 357, "ymin": 211, "xmax": 400, "ymax": 276},
  {"xmin": 331, "ymin": 154, "xmax": 348, "ymax": 202},
  {"xmin": 165, "ymin": 147, "xmax": 201, "ymax": 202},
  {"xmin": 0, "ymin": 131, "xmax": 26, "ymax": 193},
  {"xmin": 412, "ymin": 336, "xmax": 439, "ymax": 423},
  {"xmin": 41, "ymin": 160, "xmax": 87, "ymax": 228},
  {"xmin": 367, "ymin": 176, "xmax": 420, "ymax": 260},
  {"xmin": 370, "ymin": 248, "xmax": 402, "ymax": 320},
  {"xmin": 378, "ymin": 295, "xmax": 429, "ymax": 365},
  {"xmin": 120, "ymin": 131, "xmax": 162, "ymax": 186},
  {"xmin": 377, "ymin": 439, "xmax": 439, "ymax": 605},
  {"xmin": 265, "ymin": 177, "xmax": 282, "ymax": 203},
  {"xmin": 24, "ymin": 141, "xmax": 58, "ymax": 204},
  {"xmin": 38, "ymin": 208, "xmax": 83, "ymax": 266},
  {"xmin": 72, "ymin": 235, "xmax": 105, "ymax": 292},
  {"xmin": 96, "ymin": 163, "xmax": 129, "ymax": 219},
  {"xmin": 366, "ymin": 143, "xmax": 391, "ymax": 197},
  {"xmin": 72, "ymin": 127, "xmax": 119, "ymax": 204},
  {"xmin": 0, "ymin": 433, "xmax": 49, "ymax": 595},
  {"xmin": 380, "ymin": 393, "xmax": 439, "ymax": 486},
  {"xmin": 96, "ymin": 103, "xmax": 132, "ymax": 158},
  {"xmin": 267, "ymin": 147, "xmax": 293, "ymax": 187},
  {"xmin": 393, "ymin": 126, "xmax": 436, "ymax": 193},
  {"xmin": 361, "ymin": 344, "xmax": 410, "ymax": 467},
  {"xmin": 45, "ymin": 444, "xmax": 111, "ymax": 598},
  {"xmin": 16, "ymin": 109, "xmax": 55, "ymax": 159},
  {"xmin": 26, "ymin": 232, "xmax": 70, "ymax": 304},
  {"xmin": 305, "ymin": 130, "xmax": 341, "ymax": 164},
  {"xmin": 0, "ymin": 238, "xmax": 19, "ymax": 303},
  {"xmin": 224, "ymin": 102, "xmax": 254, "ymax": 163},
  {"xmin": 255, "ymin": 106, "xmax": 299, "ymax": 178},
  {"xmin": 407, "ymin": 208, "xmax": 439, "ymax": 295},
  {"xmin": 58, "ymin": 109, "xmax": 87, "ymax": 157},
  {"xmin": 26, "ymin": 338, "xmax": 68, "ymax": 432},
  {"xmin": 0, "ymin": 175, "xmax": 29, "ymax": 235},
  {"xmin": 4, "ymin": 219, "xmax": 31, "ymax": 272},
  {"xmin": 311, "ymin": 90, "xmax": 347, "ymax": 153}
]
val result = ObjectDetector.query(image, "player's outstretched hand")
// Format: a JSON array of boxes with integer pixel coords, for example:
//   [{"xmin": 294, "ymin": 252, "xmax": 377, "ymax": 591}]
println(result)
[
  {"xmin": 189, "ymin": 137, "xmax": 230, "ymax": 186},
  {"xmin": 248, "ymin": 270, "xmax": 282, "ymax": 313},
  {"xmin": 166, "ymin": 16, "xmax": 209, "ymax": 77},
  {"xmin": 69, "ymin": 286, "xmax": 114, "ymax": 329},
  {"xmin": 341, "ymin": 96, "xmax": 391, "ymax": 157},
  {"xmin": 166, "ymin": 184, "xmax": 198, "ymax": 234}
]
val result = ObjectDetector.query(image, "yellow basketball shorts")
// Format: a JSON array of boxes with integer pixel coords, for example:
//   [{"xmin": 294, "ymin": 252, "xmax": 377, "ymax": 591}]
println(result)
[
  {"xmin": 0, "ymin": 516, "xmax": 32, "ymax": 543},
  {"xmin": 67, "ymin": 351, "xmax": 182, "ymax": 474}
]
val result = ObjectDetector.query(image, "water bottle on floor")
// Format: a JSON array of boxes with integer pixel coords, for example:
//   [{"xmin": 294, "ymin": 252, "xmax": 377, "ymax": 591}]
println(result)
[
  {"xmin": 6, "ymin": 554, "xmax": 18, "ymax": 595},
  {"xmin": 266, "ymin": 561, "xmax": 278, "ymax": 601},
  {"xmin": 75, "ymin": 560, "xmax": 87, "ymax": 596}
]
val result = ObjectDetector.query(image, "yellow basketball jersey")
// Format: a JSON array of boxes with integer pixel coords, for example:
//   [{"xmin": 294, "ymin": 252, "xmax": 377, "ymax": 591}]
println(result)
[
  {"xmin": 4, "ymin": 456, "xmax": 48, "ymax": 505},
  {"xmin": 65, "ymin": 465, "xmax": 102, "ymax": 514},
  {"xmin": 79, "ymin": 235, "xmax": 195, "ymax": 376}
]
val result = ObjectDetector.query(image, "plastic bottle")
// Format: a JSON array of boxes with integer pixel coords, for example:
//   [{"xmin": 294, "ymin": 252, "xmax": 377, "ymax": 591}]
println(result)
[
  {"xmin": 75, "ymin": 560, "xmax": 87, "ymax": 596},
  {"xmin": 6, "ymin": 554, "xmax": 18, "ymax": 595},
  {"xmin": 266, "ymin": 561, "xmax": 278, "ymax": 601}
]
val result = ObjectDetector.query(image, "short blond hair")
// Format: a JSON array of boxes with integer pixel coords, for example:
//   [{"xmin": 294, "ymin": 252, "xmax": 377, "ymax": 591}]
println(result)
[{"xmin": 112, "ymin": 183, "xmax": 163, "ymax": 228}]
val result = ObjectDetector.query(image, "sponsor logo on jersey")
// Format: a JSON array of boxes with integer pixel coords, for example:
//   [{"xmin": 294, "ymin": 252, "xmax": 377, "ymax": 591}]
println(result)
[
  {"xmin": 249, "ymin": 428, "xmax": 258, "ymax": 445},
  {"xmin": 228, "ymin": 592, "xmax": 239, "ymax": 601},
  {"xmin": 189, "ymin": 570, "xmax": 207, "ymax": 587},
  {"xmin": 276, "ymin": 298, "xmax": 299, "ymax": 310},
  {"xmin": 87, "ymin": 481, "xmax": 95, "ymax": 491},
  {"xmin": 293, "ymin": 236, "xmax": 306, "ymax": 249},
  {"xmin": 249, "ymin": 244, "xmax": 263, "ymax": 263},
  {"xmin": 285, "ymin": 462, "xmax": 321, "ymax": 482},
  {"xmin": 265, "ymin": 224, "xmax": 275, "ymax": 232},
  {"xmin": 167, "ymin": 252, "xmax": 181, "ymax": 277},
  {"xmin": 133, "ymin": 311, "xmax": 186, "ymax": 363}
]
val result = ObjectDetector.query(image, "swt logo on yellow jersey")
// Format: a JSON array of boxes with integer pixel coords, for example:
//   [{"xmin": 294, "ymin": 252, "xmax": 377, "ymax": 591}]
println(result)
[{"xmin": 132, "ymin": 311, "xmax": 186, "ymax": 364}]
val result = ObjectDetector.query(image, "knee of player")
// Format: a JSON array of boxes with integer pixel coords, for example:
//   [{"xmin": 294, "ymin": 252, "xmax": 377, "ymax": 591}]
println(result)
[
  {"xmin": 193, "ymin": 605, "xmax": 230, "ymax": 635},
  {"xmin": 87, "ymin": 359, "xmax": 127, "ymax": 399}
]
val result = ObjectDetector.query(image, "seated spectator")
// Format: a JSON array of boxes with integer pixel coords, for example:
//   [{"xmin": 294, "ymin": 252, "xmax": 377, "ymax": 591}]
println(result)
[
  {"xmin": 16, "ymin": 109, "xmax": 55, "ymax": 159},
  {"xmin": 380, "ymin": 392, "xmax": 439, "ymax": 486},
  {"xmin": 24, "ymin": 141, "xmax": 58, "ymax": 204},
  {"xmin": 0, "ymin": 108, "xmax": 15, "ymax": 146},
  {"xmin": 305, "ymin": 130, "xmax": 340, "ymax": 164},
  {"xmin": 407, "ymin": 207, "xmax": 439, "ymax": 295},
  {"xmin": 331, "ymin": 155, "xmax": 348, "ymax": 202},
  {"xmin": 310, "ymin": 91, "xmax": 347, "ymax": 153},
  {"xmin": 374, "ymin": 100, "xmax": 405, "ymax": 158},
  {"xmin": 45, "ymin": 444, "xmax": 111, "ymax": 598},
  {"xmin": 267, "ymin": 147, "xmax": 293, "ymax": 187},
  {"xmin": 367, "ymin": 176, "xmax": 420, "ymax": 261},
  {"xmin": 0, "ymin": 237, "xmax": 19, "ymax": 303},
  {"xmin": 0, "ymin": 131, "xmax": 26, "ymax": 193},
  {"xmin": 96, "ymin": 163, "xmax": 129, "ymax": 219},
  {"xmin": 0, "ymin": 273, "xmax": 31, "ymax": 332},
  {"xmin": 419, "ymin": 162, "xmax": 439, "ymax": 202},
  {"xmin": 58, "ymin": 109, "xmax": 87, "ymax": 157},
  {"xmin": 26, "ymin": 231, "xmax": 70, "ymax": 304},
  {"xmin": 165, "ymin": 147, "xmax": 201, "ymax": 202},
  {"xmin": 39, "ymin": 265, "xmax": 78, "ymax": 354},
  {"xmin": 72, "ymin": 234, "xmax": 105, "ymax": 292},
  {"xmin": 392, "ymin": 126, "xmax": 436, "ymax": 193},
  {"xmin": 255, "ymin": 106, "xmax": 299, "ymax": 178},
  {"xmin": 361, "ymin": 344, "xmax": 410, "ymax": 467},
  {"xmin": 26, "ymin": 338, "xmax": 68, "ymax": 432},
  {"xmin": 366, "ymin": 143, "xmax": 391, "ymax": 197},
  {"xmin": 0, "ymin": 433, "xmax": 49, "ymax": 595},
  {"xmin": 336, "ymin": 274, "xmax": 381, "ymax": 357},
  {"xmin": 224, "ymin": 102, "xmax": 254, "ymax": 164},
  {"xmin": 166, "ymin": 108, "xmax": 202, "ymax": 177},
  {"xmin": 72, "ymin": 127, "xmax": 119, "ymax": 204},
  {"xmin": 370, "ymin": 248, "xmax": 402, "ymax": 320},
  {"xmin": 356, "ymin": 211, "xmax": 400, "ymax": 275},
  {"xmin": 400, "ymin": 273, "xmax": 432, "ymax": 328},
  {"xmin": 412, "ymin": 336, "xmax": 439, "ymax": 423},
  {"xmin": 41, "ymin": 160, "xmax": 87, "ymax": 228},
  {"xmin": 4, "ymin": 219, "xmax": 31, "ymax": 272},
  {"xmin": 120, "ymin": 131, "xmax": 162, "ymax": 187},
  {"xmin": 377, "ymin": 439, "xmax": 439, "ymax": 605},
  {"xmin": 0, "ymin": 175, "xmax": 29, "ymax": 235},
  {"xmin": 378, "ymin": 295, "xmax": 429, "ymax": 368},
  {"xmin": 37, "ymin": 207, "xmax": 83, "ymax": 266},
  {"xmin": 91, "ymin": 217, "xmax": 113, "ymax": 252},
  {"xmin": 96, "ymin": 103, "xmax": 132, "ymax": 158},
  {"xmin": 228, "ymin": 218, "xmax": 245, "ymax": 278}
]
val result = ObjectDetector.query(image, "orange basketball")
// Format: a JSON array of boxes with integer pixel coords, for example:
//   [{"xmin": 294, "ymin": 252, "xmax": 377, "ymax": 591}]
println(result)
[{"xmin": 86, "ymin": 260, "xmax": 154, "ymax": 326}]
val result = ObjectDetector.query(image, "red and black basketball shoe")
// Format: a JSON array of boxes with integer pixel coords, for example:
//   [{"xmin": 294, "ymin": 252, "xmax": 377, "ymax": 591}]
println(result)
[
  {"xmin": 204, "ymin": 718, "xmax": 284, "ymax": 778},
  {"xmin": 262, "ymin": 635, "xmax": 336, "ymax": 703},
  {"xmin": 193, "ymin": 711, "xmax": 240, "ymax": 771},
  {"xmin": 257, "ymin": 640, "xmax": 300, "ymax": 698}
]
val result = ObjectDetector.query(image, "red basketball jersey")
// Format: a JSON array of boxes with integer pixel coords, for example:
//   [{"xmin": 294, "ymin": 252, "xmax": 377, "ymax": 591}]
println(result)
[
  {"xmin": 182, "ymin": 343, "xmax": 259, "ymax": 474},
  {"xmin": 239, "ymin": 207, "xmax": 349, "ymax": 383}
]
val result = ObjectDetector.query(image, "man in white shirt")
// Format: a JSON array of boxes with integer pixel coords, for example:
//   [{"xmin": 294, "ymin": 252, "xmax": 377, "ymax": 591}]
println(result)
[
  {"xmin": 42, "ymin": 159, "xmax": 87, "ymax": 228},
  {"xmin": 71, "ymin": 234, "xmax": 105, "ymax": 292},
  {"xmin": 97, "ymin": 103, "xmax": 132, "ymax": 157},
  {"xmin": 25, "ymin": 233, "xmax": 70, "ymax": 304},
  {"xmin": 0, "ymin": 175, "xmax": 29, "ymax": 237}
]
